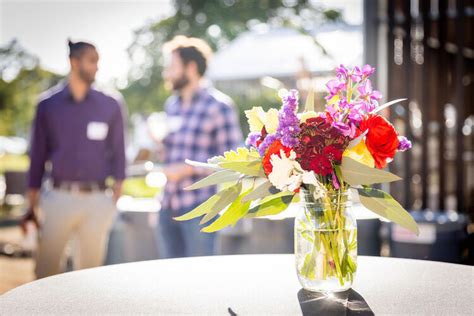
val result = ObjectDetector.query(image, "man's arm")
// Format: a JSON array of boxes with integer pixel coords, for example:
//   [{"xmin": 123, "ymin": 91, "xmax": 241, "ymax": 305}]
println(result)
[
  {"xmin": 110, "ymin": 103, "xmax": 126, "ymax": 202},
  {"xmin": 23, "ymin": 102, "xmax": 49, "ymax": 230}
]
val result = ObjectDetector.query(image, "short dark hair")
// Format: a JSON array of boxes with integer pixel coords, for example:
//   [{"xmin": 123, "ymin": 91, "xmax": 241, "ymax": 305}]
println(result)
[
  {"xmin": 68, "ymin": 39, "xmax": 96, "ymax": 59},
  {"xmin": 163, "ymin": 36, "xmax": 212, "ymax": 76}
]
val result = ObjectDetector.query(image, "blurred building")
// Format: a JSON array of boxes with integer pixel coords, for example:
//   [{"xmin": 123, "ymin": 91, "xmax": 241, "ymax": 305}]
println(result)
[{"xmin": 208, "ymin": 24, "xmax": 363, "ymax": 97}]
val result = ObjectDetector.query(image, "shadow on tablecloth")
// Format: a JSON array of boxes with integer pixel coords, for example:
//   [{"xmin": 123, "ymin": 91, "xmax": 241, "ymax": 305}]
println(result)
[{"xmin": 297, "ymin": 288, "xmax": 374, "ymax": 316}]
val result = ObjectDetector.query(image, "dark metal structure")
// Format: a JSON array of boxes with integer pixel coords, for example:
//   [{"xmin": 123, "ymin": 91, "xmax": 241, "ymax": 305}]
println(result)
[{"xmin": 366, "ymin": 0, "xmax": 473, "ymax": 218}]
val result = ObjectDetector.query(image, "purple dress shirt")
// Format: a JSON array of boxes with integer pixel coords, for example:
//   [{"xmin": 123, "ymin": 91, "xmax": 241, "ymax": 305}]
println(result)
[{"xmin": 28, "ymin": 84, "xmax": 126, "ymax": 189}]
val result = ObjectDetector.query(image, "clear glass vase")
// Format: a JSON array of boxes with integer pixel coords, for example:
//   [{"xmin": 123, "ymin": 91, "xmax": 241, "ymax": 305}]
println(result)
[{"xmin": 295, "ymin": 188, "xmax": 357, "ymax": 293}]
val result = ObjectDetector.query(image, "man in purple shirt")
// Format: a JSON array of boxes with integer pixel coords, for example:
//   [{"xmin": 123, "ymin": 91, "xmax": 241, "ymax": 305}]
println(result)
[{"xmin": 23, "ymin": 40, "xmax": 126, "ymax": 278}]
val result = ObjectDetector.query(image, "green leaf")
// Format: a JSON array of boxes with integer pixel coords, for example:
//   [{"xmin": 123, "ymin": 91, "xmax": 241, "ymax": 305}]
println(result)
[
  {"xmin": 246, "ymin": 193, "xmax": 295, "ymax": 218},
  {"xmin": 173, "ymin": 183, "xmax": 241, "ymax": 222},
  {"xmin": 219, "ymin": 160, "xmax": 265, "ymax": 177},
  {"xmin": 304, "ymin": 87, "xmax": 315, "ymax": 112},
  {"xmin": 184, "ymin": 159, "xmax": 221, "ymax": 171},
  {"xmin": 301, "ymin": 252, "xmax": 316, "ymax": 280},
  {"xmin": 201, "ymin": 188, "xmax": 252, "ymax": 233},
  {"xmin": 184, "ymin": 170, "xmax": 241, "ymax": 191},
  {"xmin": 341, "ymin": 156, "xmax": 402, "ymax": 186},
  {"xmin": 241, "ymin": 180, "xmax": 276, "ymax": 202},
  {"xmin": 346, "ymin": 129, "xmax": 368, "ymax": 149},
  {"xmin": 199, "ymin": 182, "xmax": 242, "ymax": 224},
  {"xmin": 370, "ymin": 98, "xmax": 407, "ymax": 114},
  {"xmin": 209, "ymin": 147, "xmax": 261, "ymax": 164},
  {"xmin": 357, "ymin": 187, "xmax": 419, "ymax": 235}
]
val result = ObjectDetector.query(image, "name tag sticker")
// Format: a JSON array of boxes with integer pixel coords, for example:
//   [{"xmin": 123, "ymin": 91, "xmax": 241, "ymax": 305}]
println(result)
[{"xmin": 87, "ymin": 122, "xmax": 109, "ymax": 141}]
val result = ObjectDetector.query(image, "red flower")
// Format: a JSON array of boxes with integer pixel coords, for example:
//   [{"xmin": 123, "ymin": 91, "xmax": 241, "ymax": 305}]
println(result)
[
  {"xmin": 262, "ymin": 139, "xmax": 292, "ymax": 175},
  {"xmin": 359, "ymin": 114, "xmax": 400, "ymax": 169},
  {"xmin": 323, "ymin": 145, "xmax": 343, "ymax": 162},
  {"xmin": 309, "ymin": 154, "xmax": 333, "ymax": 176},
  {"xmin": 295, "ymin": 116, "xmax": 350, "ymax": 176}
]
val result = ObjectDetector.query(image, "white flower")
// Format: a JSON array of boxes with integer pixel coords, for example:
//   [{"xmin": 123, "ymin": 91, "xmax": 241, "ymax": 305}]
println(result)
[
  {"xmin": 267, "ymin": 150, "xmax": 326, "ymax": 195},
  {"xmin": 268, "ymin": 150, "xmax": 302, "ymax": 191},
  {"xmin": 301, "ymin": 171, "xmax": 326, "ymax": 199}
]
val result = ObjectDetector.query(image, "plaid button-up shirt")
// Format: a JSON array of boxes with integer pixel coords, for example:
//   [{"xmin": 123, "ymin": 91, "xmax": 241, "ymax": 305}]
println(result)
[{"xmin": 161, "ymin": 87, "xmax": 243, "ymax": 213}]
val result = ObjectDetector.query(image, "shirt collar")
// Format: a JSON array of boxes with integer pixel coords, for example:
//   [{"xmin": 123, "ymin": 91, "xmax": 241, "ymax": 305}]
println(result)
[{"xmin": 61, "ymin": 82, "xmax": 93, "ymax": 103}]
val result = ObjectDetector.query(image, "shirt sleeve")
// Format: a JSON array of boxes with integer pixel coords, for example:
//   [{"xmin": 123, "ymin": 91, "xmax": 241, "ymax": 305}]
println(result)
[
  {"xmin": 212, "ymin": 101, "xmax": 243, "ymax": 156},
  {"xmin": 109, "ymin": 102, "xmax": 126, "ymax": 181},
  {"xmin": 28, "ymin": 102, "xmax": 49, "ymax": 189}
]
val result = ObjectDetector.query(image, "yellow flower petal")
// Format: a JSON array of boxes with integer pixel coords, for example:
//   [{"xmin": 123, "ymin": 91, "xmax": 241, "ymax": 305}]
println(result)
[
  {"xmin": 264, "ymin": 108, "xmax": 279, "ymax": 134},
  {"xmin": 343, "ymin": 141, "xmax": 375, "ymax": 168},
  {"xmin": 327, "ymin": 94, "xmax": 339, "ymax": 105},
  {"xmin": 245, "ymin": 107, "xmax": 266, "ymax": 133},
  {"xmin": 299, "ymin": 111, "xmax": 319, "ymax": 123}
]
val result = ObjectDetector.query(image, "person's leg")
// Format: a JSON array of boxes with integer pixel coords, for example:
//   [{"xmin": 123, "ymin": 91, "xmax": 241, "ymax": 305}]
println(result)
[
  {"xmin": 157, "ymin": 209, "xmax": 185, "ymax": 258},
  {"xmin": 35, "ymin": 190, "xmax": 80, "ymax": 279},
  {"xmin": 74, "ymin": 191, "xmax": 117, "ymax": 270},
  {"xmin": 182, "ymin": 215, "xmax": 216, "ymax": 257}
]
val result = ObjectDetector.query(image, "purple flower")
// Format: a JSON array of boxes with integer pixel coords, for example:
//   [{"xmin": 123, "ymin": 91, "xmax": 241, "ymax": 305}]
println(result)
[
  {"xmin": 361, "ymin": 64, "xmax": 375, "ymax": 77},
  {"xmin": 335, "ymin": 64, "xmax": 348, "ymax": 80},
  {"xmin": 258, "ymin": 133, "xmax": 278, "ymax": 156},
  {"xmin": 332, "ymin": 121, "xmax": 357, "ymax": 138},
  {"xmin": 246, "ymin": 132, "xmax": 261, "ymax": 148},
  {"xmin": 350, "ymin": 66, "xmax": 363, "ymax": 83},
  {"xmin": 277, "ymin": 89, "xmax": 301, "ymax": 148},
  {"xmin": 325, "ymin": 79, "xmax": 346, "ymax": 99},
  {"xmin": 358, "ymin": 79, "xmax": 381, "ymax": 100},
  {"xmin": 398, "ymin": 136, "xmax": 412, "ymax": 152}
]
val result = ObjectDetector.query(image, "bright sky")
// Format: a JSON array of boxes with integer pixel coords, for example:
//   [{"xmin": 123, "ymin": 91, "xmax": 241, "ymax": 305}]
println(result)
[
  {"xmin": 0, "ymin": 0, "xmax": 361, "ymax": 85},
  {"xmin": 0, "ymin": 0, "xmax": 173, "ymax": 85}
]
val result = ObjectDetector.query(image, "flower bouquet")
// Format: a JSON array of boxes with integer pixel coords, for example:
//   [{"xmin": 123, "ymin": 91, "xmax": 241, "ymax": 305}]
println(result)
[{"xmin": 175, "ymin": 64, "xmax": 419, "ymax": 293}]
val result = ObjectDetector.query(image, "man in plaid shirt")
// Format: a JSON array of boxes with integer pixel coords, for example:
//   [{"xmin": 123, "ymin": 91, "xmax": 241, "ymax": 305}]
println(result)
[{"xmin": 159, "ymin": 36, "xmax": 242, "ymax": 258}]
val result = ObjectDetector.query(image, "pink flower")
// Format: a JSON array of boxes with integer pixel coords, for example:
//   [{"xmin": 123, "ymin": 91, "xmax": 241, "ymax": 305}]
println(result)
[{"xmin": 361, "ymin": 64, "xmax": 376, "ymax": 77}]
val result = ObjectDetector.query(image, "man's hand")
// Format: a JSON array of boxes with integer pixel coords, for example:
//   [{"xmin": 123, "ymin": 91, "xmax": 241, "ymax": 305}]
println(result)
[
  {"xmin": 112, "ymin": 180, "xmax": 123, "ymax": 204},
  {"xmin": 20, "ymin": 207, "xmax": 40, "ymax": 234},
  {"xmin": 163, "ymin": 163, "xmax": 194, "ymax": 182},
  {"xmin": 20, "ymin": 189, "xmax": 41, "ymax": 234}
]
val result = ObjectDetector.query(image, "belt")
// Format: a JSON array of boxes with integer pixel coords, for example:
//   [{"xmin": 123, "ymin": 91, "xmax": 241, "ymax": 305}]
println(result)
[{"xmin": 53, "ymin": 180, "xmax": 107, "ymax": 193}]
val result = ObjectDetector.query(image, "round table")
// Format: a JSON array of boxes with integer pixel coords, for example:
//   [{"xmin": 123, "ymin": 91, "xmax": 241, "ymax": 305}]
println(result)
[{"xmin": 1, "ymin": 255, "xmax": 472, "ymax": 315}]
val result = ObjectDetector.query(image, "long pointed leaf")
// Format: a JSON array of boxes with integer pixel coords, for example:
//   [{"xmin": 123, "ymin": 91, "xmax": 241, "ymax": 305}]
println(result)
[
  {"xmin": 219, "ymin": 160, "xmax": 265, "ymax": 177},
  {"xmin": 341, "ymin": 156, "xmax": 401, "ymax": 186},
  {"xmin": 185, "ymin": 159, "xmax": 221, "ymax": 171},
  {"xmin": 184, "ymin": 170, "xmax": 241, "ymax": 191},
  {"xmin": 199, "ymin": 182, "xmax": 242, "ymax": 224},
  {"xmin": 347, "ymin": 129, "xmax": 369, "ymax": 149},
  {"xmin": 246, "ymin": 193, "xmax": 295, "ymax": 218},
  {"xmin": 304, "ymin": 87, "xmax": 315, "ymax": 112},
  {"xmin": 371, "ymin": 98, "xmax": 407, "ymax": 114},
  {"xmin": 357, "ymin": 187, "xmax": 419, "ymax": 235},
  {"xmin": 201, "ymin": 188, "xmax": 252, "ymax": 233},
  {"xmin": 174, "ymin": 183, "xmax": 240, "ymax": 222},
  {"xmin": 241, "ymin": 180, "xmax": 277, "ymax": 202}
]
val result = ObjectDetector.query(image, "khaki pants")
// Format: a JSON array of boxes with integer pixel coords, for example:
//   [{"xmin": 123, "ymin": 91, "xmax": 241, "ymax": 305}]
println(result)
[{"xmin": 35, "ymin": 189, "xmax": 117, "ymax": 279}]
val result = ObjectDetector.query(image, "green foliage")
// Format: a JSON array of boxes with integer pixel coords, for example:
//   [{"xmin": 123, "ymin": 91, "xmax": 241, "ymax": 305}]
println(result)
[
  {"xmin": 0, "ymin": 40, "xmax": 63, "ymax": 136},
  {"xmin": 340, "ymin": 157, "xmax": 402, "ymax": 186},
  {"xmin": 120, "ymin": 0, "xmax": 341, "ymax": 130},
  {"xmin": 357, "ymin": 187, "xmax": 419, "ymax": 235}
]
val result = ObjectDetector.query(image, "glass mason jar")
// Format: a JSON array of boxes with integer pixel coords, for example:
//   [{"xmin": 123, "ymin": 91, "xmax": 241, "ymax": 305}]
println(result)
[{"xmin": 294, "ymin": 188, "xmax": 357, "ymax": 293}]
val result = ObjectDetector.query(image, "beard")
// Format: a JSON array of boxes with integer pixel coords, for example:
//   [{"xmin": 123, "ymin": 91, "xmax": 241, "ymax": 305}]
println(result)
[
  {"xmin": 171, "ymin": 74, "xmax": 190, "ymax": 91},
  {"xmin": 78, "ymin": 68, "xmax": 95, "ymax": 85}
]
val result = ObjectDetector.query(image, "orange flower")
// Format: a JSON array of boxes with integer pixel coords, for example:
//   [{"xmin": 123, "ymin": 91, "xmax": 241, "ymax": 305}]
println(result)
[{"xmin": 262, "ymin": 139, "xmax": 292, "ymax": 175}]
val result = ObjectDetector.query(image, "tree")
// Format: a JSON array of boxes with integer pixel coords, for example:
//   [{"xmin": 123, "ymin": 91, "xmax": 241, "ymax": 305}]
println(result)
[
  {"xmin": 121, "ymin": 0, "xmax": 341, "ymax": 118},
  {"xmin": 0, "ymin": 40, "xmax": 63, "ymax": 136}
]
